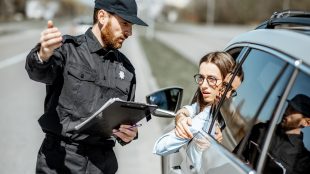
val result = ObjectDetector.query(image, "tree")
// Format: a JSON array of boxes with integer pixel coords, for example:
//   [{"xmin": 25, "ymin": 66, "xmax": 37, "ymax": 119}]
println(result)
[{"xmin": 0, "ymin": 0, "xmax": 15, "ymax": 21}]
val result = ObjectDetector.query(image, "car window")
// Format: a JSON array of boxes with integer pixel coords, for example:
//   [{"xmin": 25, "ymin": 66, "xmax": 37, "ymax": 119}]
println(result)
[
  {"xmin": 220, "ymin": 48, "xmax": 290, "ymax": 151},
  {"xmin": 283, "ymin": 70, "xmax": 310, "ymax": 151},
  {"xmin": 250, "ymin": 68, "xmax": 310, "ymax": 174},
  {"xmin": 228, "ymin": 47, "xmax": 243, "ymax": 60},
  {"xmin": 246, "ymin": 69, "xmax": 310, "ymax": 174}
]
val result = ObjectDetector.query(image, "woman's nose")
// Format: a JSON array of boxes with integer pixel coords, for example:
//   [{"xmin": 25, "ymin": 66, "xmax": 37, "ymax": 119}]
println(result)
[{"xmin": 201, "ymin": 79, "xmax": 211, "ymax": 88}]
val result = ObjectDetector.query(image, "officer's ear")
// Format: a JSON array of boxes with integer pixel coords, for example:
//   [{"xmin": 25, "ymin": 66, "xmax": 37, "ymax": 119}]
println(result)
[
  {"xmin": 301, "ymin": 117, "xmax": 310, "ymax": 127},
  {"xmin": 97, "ymin": 9, "xmax": 109, "ymax": 27}
]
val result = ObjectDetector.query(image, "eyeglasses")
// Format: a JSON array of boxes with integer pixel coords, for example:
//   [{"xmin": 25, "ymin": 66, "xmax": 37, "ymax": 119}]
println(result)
[
  {"xmin": 222, "ymin": 82, "xmax": 237, "ymax": 98},
  {"xmin": 194, "ymin": 74, "xmax": 220, "ymax": 87}
]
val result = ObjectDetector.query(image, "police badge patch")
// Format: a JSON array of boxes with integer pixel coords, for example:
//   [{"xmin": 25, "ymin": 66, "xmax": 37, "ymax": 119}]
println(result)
[{"xmin": 119, "ymin": 71, "xmax": 125, "ymax": 80}]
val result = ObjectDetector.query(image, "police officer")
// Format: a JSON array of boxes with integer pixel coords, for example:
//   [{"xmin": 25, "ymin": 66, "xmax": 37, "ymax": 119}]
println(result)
[{"xmin": 25, "ymin": 0, "xmax": 147, "ymax": 173}]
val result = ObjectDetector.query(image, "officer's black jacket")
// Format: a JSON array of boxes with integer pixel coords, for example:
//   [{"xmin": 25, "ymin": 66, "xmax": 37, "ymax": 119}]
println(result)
[{"xmin": 25, "ymin": 28, "xmax": 136, "ymax": 144}]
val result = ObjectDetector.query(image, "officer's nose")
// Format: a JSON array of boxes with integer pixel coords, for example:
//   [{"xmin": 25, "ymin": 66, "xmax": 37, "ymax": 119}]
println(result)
[{"xmin": 124, "ymin": 25, "xmax": 132, "ymax": 38}]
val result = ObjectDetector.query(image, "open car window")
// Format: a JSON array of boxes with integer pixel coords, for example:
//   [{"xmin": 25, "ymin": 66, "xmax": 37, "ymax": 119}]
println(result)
[{"xmin": 220, "ymin": 48, "xmax": 292, "ymax": 151}]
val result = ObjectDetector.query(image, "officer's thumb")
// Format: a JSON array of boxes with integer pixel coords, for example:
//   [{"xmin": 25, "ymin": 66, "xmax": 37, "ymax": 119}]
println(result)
[{"xmin": 47, "ymin": 20, "xmax": 54, "ymax": 28}]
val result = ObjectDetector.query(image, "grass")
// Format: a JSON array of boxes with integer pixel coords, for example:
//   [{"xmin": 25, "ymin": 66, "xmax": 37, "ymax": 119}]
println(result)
[{"xmin": 138, "ymin": 36, "xmax": 198, "ymax": 105}]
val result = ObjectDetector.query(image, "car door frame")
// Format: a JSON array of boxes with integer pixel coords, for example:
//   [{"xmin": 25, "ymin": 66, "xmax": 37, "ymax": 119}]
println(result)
[{"xmin": 224, "ymin": 43, "xmax": 303, "ymax": 173}]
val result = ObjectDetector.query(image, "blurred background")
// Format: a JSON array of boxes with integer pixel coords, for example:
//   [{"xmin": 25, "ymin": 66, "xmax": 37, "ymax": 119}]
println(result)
[
  {"xmin": 1, "ymin": 0, "xmax": 310, "ymax": 24},
  {"xmin": 0, "ymin": 0, "xmax": 309, "ymax": 174}
]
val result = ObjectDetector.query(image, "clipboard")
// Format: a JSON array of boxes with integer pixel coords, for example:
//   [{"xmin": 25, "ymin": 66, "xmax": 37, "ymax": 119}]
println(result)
[{"xmin": 74, "ymin": 98, "xmax": 158, "ymax": 137}]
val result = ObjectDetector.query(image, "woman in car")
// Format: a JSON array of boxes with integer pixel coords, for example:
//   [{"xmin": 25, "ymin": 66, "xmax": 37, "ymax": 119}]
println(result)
[{"xmin": 153, "ymin": 51, "xmax": 239, "ymax": 160}]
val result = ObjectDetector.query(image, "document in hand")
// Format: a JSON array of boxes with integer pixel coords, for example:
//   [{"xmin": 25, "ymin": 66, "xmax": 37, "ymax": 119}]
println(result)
[{"xmin": 74, "ymin": 98, "xmax": 158, "ymax": 137}]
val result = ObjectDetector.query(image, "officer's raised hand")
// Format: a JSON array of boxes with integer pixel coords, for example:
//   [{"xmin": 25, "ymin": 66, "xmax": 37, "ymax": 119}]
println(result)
[{"xmin": 39, "ymin": 20, "xmax": 62, "ymax": 62}]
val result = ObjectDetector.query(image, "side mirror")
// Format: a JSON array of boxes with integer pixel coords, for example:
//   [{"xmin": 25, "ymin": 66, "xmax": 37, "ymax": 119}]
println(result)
[{"xmin": 146, "ymin": 87, "xmax": 183, "ymax": 118}]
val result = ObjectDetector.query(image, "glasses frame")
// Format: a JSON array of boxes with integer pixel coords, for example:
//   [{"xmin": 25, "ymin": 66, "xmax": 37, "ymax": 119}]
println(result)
[
  {"xmin": 194, "ymin": 74, "xmax": 238, "ymax": 98},
  {"xmin": 193, "ymin": 74, "xmax": 221, "ymax": 87}
]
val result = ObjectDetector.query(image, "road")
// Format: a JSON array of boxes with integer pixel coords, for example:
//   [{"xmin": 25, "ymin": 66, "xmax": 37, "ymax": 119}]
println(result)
[
  {"xmin": 0, "ymin": 23, "xmax": 46, "ymax": 173},
  {"xmin": 0, "ymin": 20, "xmax": 253, "ymax": 174},
  {"xmin": 0, "ymin": 20, "xmax": 164, "ymax": 174},
  {"xmin": 154, "ymin": 23, "xmax": 254, "ymax": 64}
]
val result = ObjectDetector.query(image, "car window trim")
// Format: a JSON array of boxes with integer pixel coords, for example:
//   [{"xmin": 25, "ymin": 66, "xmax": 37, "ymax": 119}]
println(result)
[
  {"xmin": 217, "ymin": 46, "xmax": 303, "ymax": 173},
  {"xmin": 256, "ymin": 62, "xmax": 301, "ymax": 173},
  {"xmin": 225, "ymin": 46, "xmax": 304, "ymax": 172},
  {"xmin": 236, "ymin": 61, "xmax": 289, "ymax": 157},
  {"xmin": 208, "ymin": 47, "xmax": 250, "ymax": 134},
  {"xmin": 227, "ymin": 43, "xmax": 299, "ymax": 67},
  {"xmin": 227, "ymin": 43, "xmax": 310, "ymax": 76},
  {"xmin": 232, "ymin": 46, "xmax": 291, "ymax": 156}
]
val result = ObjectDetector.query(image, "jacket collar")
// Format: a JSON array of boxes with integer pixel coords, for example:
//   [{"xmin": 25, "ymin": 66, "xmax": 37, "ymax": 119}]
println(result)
[
  {"xmin": 86, "ymin": 28, "xmax": 107, "ymax": 53},
  {"xmin": 277, "ymin": 125, "xmax": 303, "ymax": 147},
  {"xmin": 287, "ymin": 132, "xmax": 303, "ymax": 147}
]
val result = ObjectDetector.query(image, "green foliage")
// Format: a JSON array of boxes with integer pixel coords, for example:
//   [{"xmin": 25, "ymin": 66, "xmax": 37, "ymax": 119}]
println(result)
[
  {"xmin": 180, "ymin": 0, "xmax": 310, "ymax": 24},
  {"xmin": 138, "ymin": 36, "xmax": 198, "ymax": 105}
]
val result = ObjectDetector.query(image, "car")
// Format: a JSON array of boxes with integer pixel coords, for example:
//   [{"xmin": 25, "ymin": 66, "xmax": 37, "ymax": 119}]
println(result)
[{"xmin": 147, "ymin": 10, "xmax": 310, "ymax": 174}]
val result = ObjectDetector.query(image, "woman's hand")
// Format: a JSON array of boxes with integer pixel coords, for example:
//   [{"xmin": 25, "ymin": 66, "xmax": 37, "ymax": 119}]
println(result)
[
  {"xmin": 175, "ymin": 108, "xmax": 193, "ymax": 139},
  {"xmin": 214, "ymin": 125, "xmax": 223, "ymax": 143},
  {"xmin": 193, "ymin": 135, "xmax": 211, "ymax": 151}
]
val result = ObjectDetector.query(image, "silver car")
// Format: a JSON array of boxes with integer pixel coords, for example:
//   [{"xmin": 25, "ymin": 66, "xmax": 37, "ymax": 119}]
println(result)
[{"xmin": 147, "ymin": 10, "xmax": 310, "ymax": 174}]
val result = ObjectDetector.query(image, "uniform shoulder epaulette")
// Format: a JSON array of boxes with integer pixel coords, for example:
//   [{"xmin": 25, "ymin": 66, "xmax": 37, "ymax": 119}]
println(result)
[{"xmin": 62, "ymin": 34, "xmax": 85, "ymax": 46}]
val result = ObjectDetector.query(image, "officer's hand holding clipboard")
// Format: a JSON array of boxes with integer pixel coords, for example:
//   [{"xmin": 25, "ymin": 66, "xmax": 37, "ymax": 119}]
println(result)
[
  {"xmin": 112, "ymin": 124, "xmax": 142, "ymax": 142},
  {"xmin": 74, "ymin": 98, "xmax": 157, "ymax": 138}
]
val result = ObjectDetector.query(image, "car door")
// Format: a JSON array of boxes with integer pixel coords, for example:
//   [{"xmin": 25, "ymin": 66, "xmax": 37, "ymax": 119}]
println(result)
[
  {"xmin": 253, "ymin": 63, "xmax": 310, "ymax": 174},
  {"xmin": 214, "ymin": 45, "xmax": 310, "ymax": 174},
  {"xmin": 181, "ymin": 46, "xmax": 296, "ymax": 174}
]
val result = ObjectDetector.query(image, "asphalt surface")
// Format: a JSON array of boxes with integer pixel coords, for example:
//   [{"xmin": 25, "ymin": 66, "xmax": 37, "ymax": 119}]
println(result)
[
  {"xmin": 0, "ymin": 22, "xmax": 45, "ymax": 174},
  {"xmin": 154, "ymin": 23, "xmax": 254, "ymax": 64}
]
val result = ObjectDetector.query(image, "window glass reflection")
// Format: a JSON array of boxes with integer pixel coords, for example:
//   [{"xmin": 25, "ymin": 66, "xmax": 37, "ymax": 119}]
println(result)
[{"xmin": 220, "ymin": 49, "xmax": 288, "ymax": 150}]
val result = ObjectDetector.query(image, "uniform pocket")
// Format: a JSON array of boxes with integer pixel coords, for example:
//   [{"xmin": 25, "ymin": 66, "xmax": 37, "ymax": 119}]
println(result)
[
  {"xmin": 60, "ymin": 62, "xmax": 100, "ymax": 118},
  {"xmin": 67, "ymin": 63, "xmax": 96, "ymax": 82}
]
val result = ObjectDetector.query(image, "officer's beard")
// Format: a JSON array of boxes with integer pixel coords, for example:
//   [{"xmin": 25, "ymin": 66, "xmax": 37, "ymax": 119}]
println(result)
[
  {"xmin": 281, "ymin": 117, "xmax": 303, "ymax": 131},
  {"xmin": 101, "ymin": 21, "xmax": 121, "ymax": 49}
]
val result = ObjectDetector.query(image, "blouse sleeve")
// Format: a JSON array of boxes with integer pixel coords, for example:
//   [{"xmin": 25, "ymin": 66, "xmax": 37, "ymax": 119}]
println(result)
[{"xmin": 183, "ymin": 102, "xmax": 198, "ymax": 118}]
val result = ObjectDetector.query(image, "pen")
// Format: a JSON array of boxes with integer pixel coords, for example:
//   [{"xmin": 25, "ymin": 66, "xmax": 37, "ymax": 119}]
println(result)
[{"xmin": 112, "ymin": 123, "xmax": 142, "ymax": 133}]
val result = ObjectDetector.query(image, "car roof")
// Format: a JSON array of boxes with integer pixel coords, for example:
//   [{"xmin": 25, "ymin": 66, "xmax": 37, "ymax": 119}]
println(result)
[{"xmin": 226, "ymin": 28, "xmax": 310, "ymax": 66}]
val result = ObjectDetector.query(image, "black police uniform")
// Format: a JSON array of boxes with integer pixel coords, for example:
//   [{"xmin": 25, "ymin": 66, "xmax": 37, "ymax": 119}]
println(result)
[{"xmin": 25, "ymin": 28, "xmax": 136, "ymax": 174}]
